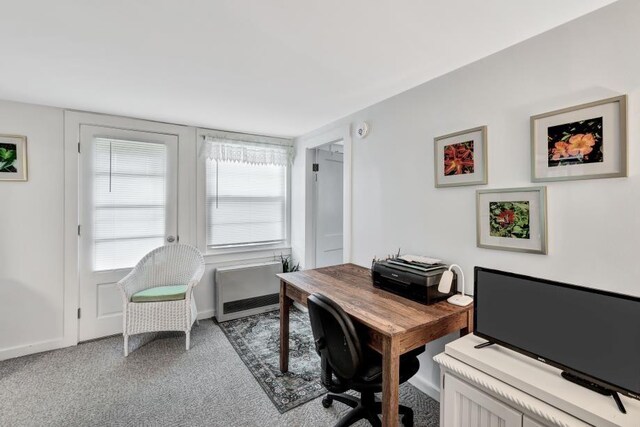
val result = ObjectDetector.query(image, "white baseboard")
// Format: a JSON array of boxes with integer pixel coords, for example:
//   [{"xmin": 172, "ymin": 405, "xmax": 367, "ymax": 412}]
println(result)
[
  {"xmin": 197, "ymin": 308, "xmax": 215, "ymax": 320},
  {"xmin": 1, "ymin": 309, "xmax": 215, "ymax": 362},
  {"xmin": 409, "ymin": 373, "xmax": 441, "ymax": 402},
  {"xmin": 0, "ymin": 338, "xmax": 66, "ymax": 362}
]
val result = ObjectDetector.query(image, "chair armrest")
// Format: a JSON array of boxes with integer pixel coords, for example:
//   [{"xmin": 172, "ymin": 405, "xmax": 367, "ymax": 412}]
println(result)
[
  {"xmin": 117, "ymin": 269, "xmax": 142, "ymax": 301},
  {"xmin": 185, "ymin": 265, "xmax": 205, "ymax": 300},
  {"xmin": 189, "ymin": 266, "xmax": 205, "ymax": 287}
]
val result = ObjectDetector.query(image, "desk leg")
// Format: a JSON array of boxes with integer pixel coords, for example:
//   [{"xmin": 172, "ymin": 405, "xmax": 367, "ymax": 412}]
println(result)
[
  {"xmin": 461, "ymin": 310, "xmax": 474, "ymax": 336},
  {"xmin": 382, "ymin": 336, "xmax": 400, "ymax": 427},
  {"xmin": 279, "ymin": 280, "xmax": 290, "ymax": 373}
]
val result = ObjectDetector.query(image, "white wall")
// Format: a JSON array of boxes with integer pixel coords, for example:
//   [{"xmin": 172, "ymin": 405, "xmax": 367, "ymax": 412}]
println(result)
[
  {"xmin": 293, "ymin": 0, "xmax": 640, "ymax": 399},
  {"xmin": 0, "ymin": 101, "xmax": 65, "ymax": 359}
]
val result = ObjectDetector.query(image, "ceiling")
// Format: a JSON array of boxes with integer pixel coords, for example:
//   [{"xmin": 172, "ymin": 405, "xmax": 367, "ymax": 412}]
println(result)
[{"xmin": 0, "ymin": 0, "xmax": 617, "ymax": 137}]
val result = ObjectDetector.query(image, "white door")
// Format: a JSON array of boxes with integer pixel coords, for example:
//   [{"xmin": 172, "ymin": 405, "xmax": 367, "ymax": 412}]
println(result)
[
  {"xmin": 314, "ymin": 147, "xmax": 343, "ymax": 268},
  {"xmin": 78, "ymin": 125, "xmax": 178, "ymax": 341}
]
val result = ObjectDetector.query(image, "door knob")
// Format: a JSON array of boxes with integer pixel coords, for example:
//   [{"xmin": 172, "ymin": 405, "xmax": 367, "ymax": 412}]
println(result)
[{"xmin": 167, "ymin": 235, "xmax": 176, "ymax": 243}]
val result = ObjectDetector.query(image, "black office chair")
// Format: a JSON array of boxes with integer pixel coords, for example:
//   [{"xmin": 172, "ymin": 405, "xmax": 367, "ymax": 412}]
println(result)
[{"xmin": 307, "ymin": 293, "xmax": 423, "ymax": 427}]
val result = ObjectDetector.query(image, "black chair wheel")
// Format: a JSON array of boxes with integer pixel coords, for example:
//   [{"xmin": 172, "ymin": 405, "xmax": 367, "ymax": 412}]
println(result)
[
  {"xmin": 322, "ymin": 396, "xmax": 333, "ymax": 408},
  {"xmin": 402, "ymin": 412, "xmax": 414, "ymax": 427}
]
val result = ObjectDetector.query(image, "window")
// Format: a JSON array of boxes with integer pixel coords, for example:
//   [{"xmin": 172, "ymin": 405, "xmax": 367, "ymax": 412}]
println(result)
[
  {"xmin": 203, "ymin": 136, "xmax": 292, "ymax": 249},
  {"xmin": 93, "ymin": 138, "xmax": 168, "ymax": 270}
]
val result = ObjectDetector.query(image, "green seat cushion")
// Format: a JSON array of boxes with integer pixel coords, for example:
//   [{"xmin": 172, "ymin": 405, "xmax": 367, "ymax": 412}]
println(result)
[{"xmin": 131, "ymin": 285, "xmax": 187, "ymax": 303}]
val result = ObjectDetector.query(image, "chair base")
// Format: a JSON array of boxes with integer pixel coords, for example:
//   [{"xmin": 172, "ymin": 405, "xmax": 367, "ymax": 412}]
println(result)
[{"xmin": 323, "ymin": 391, "xmax": 413, "ymax": 427}]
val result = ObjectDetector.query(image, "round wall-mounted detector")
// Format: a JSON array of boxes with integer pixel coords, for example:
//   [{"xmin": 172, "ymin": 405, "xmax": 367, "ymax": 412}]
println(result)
[{"xmin": 356, "ymin": 122, "xmax": 369, "ymax": 139}]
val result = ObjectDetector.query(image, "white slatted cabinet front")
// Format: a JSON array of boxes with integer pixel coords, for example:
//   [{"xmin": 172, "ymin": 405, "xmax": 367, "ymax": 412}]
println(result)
[{"xmin": 444, "ymin": 373, "xmax": 523, "ymax": 427}]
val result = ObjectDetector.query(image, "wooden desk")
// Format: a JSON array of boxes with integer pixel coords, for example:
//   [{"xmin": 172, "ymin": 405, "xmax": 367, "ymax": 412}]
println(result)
[{"xmin": 278, "ymin": 263, "xmax": 473, "ymax": 427}]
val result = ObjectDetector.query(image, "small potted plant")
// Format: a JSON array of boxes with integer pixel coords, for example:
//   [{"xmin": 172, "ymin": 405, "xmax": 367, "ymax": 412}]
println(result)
[{"xmin": 280, "ymin": 253, "xmax": 300, "ymax": 273}]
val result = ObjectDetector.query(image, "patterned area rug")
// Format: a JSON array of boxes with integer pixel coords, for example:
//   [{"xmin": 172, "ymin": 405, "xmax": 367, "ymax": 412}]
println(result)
[
  {"xmin": 219, "ymin": 308, "xmax": 440, "ymax": 426},
  {"xmin": 218, "ymin": 307, "xmax": 325, "ymax": 413}
]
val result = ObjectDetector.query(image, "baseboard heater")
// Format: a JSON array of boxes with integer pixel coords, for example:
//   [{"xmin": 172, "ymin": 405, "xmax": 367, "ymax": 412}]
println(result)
[{"xmin": 214, "ymin": 261, "xmax": 282, "ymax": 322}]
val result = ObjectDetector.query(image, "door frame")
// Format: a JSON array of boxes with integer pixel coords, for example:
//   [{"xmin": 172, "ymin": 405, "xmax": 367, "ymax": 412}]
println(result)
[
  {"xmin": 63, "ymin": 111, "xmax": 195, "ymax": 347},
  {"xmin": 301, "ymin": 124, "xmax": 352, "ymax": 269}
]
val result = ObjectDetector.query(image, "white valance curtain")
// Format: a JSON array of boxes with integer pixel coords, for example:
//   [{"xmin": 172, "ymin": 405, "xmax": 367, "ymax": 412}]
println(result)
[{"xmin": 201, "ymin": 135, "xmax": 294, "ymax": 166}]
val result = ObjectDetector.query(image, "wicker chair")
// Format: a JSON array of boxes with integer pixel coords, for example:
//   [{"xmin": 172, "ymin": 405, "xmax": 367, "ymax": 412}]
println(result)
[{"xmin": 117, "ymin": 244, "xmax": 205, "ymax": 356}]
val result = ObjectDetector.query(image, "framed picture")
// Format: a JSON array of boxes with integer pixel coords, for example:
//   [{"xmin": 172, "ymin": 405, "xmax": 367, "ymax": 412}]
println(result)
[
  {"xmin": 0, "ymin": 134, "xmax": 28, "ymax": 181},
  {"xmin": 434, "ymin": 125, "xmax": 487, "ymax": 188},
  {"xmin": 531, "ymin": 95, "xmax": 627, "ymax": 182},
  {"xmin": 476, "ymin": 187, "xmax": 547, "ymax": 254}
]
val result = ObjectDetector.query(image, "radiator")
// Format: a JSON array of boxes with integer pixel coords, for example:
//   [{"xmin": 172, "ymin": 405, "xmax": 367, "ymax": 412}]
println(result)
[{"xmin": 214, "ymin": 261, "xmax": 282, "ymax": 322}]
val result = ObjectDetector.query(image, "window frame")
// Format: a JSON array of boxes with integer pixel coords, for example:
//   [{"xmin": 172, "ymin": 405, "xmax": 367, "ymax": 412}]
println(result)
[{"xmin": 196, "ymin": 128, "xmax": 293, "ymax": 257}]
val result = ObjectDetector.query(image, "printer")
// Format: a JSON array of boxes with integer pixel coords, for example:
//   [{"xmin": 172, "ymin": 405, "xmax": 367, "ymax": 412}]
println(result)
[{"xmin": 372, "ymin": 258, "xmax": 456, "ymax": 305}]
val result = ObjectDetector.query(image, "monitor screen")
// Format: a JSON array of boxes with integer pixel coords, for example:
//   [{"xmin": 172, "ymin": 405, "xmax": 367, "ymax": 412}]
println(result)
[{"xmin": 474, "ymin": 267, "xmax": 640, "ymax": 396}]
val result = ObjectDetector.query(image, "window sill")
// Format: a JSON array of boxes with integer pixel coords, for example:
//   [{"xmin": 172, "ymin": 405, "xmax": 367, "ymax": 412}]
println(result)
[{"xmin": 203, "ymin": 243, "xmax": 292, "ymax": 265}]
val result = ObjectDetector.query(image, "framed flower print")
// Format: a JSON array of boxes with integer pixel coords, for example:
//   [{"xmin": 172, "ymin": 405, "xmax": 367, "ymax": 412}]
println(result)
[
  {"xmin": 434, "ymin": 125, "xmax": 487, "ymax": 188},
  {"xmin": 0, "ymin": 134, "xmax": 28, "ymax": 181},
  {"xmin": 531, "ymin": 95, "xmax": 627, "ymax": 182},
  {"xmin": 476, "ymin": 187, "xmax": 547, "ymax": 254}
]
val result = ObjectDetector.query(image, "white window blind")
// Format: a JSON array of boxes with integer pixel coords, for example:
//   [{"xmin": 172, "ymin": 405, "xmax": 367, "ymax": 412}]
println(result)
[
  {"xmin": 203, "ymin": 136, "xmax": 291, "ymax": 248},
  {"xmin": 93, "ymin": 138, "xmax": 167, "ymax": 271}
]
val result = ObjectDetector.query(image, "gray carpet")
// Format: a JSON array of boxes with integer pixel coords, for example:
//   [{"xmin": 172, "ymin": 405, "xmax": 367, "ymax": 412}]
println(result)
[{"xmin": 0, "ymin": 320, "xmax": 439, "ymax": 426}]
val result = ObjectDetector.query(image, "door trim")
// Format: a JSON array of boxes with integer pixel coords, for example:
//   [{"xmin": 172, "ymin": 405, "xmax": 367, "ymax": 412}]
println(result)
[
  {"xmin": 299, "ymin": 124, "xmax": 352, "ymax": 269},
  {"xmin": 63, "ymin": 111, "xmax": 195, "ymax": 347}
]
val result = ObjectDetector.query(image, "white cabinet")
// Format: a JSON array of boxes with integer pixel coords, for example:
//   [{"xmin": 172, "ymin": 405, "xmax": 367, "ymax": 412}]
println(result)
[
  {"xmin": 522, "ymin": 416, "xmax": 547, "ymax": 427},
  {"xmin": 444, "ymin": 374, "xmax": 522, "ymax": 427},
  {"xmin": 435, "ymin": 335, "xmax": 640, "ymax": 427}
]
